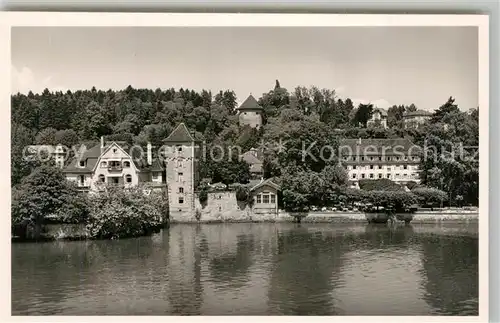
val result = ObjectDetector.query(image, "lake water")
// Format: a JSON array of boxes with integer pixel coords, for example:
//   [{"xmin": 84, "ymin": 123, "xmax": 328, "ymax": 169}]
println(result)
[{"xmin": 11, "ymin": 223, "xmax": 479, "ymax": 316}]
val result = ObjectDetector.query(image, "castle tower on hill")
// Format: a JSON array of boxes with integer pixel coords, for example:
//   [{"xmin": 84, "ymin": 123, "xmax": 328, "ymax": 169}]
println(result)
[
  {"xmin": 162, "ymin": 123, "xmax": 200, "ymax": 220},
  {"xmin": 237, "ymin": 94, "xmax": 263, "ymax": 129}
]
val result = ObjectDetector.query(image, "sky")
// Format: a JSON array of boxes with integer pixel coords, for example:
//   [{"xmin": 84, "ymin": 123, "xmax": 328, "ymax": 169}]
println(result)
[{"xmin": 11, "ymin": 26, "xmax": 478, "ymax": 111}]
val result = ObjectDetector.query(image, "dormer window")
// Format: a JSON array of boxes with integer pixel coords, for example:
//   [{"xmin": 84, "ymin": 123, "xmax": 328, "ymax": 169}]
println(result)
[
  {"xmin": 123, "ymin": 161, "xmax": 130, "ymax": 168},
  {"xmin": 79, "ymin": 160, "xmax": 85, "ymax": 167},
  {"xmin": 177, "ymin": 146, "xmax": 182, "ymax": 152},
  {"xmin": 113, "ymin": 148, "xmax": 117, "ymax": 153}
]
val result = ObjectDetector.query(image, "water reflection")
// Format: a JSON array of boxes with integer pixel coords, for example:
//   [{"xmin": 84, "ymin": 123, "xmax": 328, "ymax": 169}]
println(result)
[{"xmin": 11, "ymin": 223, "xmax": 479, "ymax": 316}]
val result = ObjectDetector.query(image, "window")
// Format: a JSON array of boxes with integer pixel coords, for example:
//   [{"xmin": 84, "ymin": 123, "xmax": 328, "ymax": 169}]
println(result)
[
  {"xmin": 256, "ymin": 195, "xmax": 262, "ymax": 203},
  {"xmin": 387, "ymin": 167, "xmax": 391, "ymax": 172},
  {"xmin": 98, "ymin": 174, "xmax": 105, "ymax": 183},
  {"xmin": 177, "ymin": 145, "xmax": 182, "ymax": 152},
  {"xmin": 378, "ymin": 173, "xmax": 382, "ymax": 179},
  {"xmin": 369, "ymin": 174, "xmax": 374, "ymax": 179},
  {"xmin": 270, "ymin": 194, "xmax": 276, "ymax": 204},
  {"xmin": 178, "ymin": 172, "xmax": 183, "ymax": 182},
  {"xmin": 396, "ymin": 173, "xmax": 400, "ymax": 178},
  {"xmin": 386, "ymin": 174, "xmax": 391, "ymax": 179},
  {"xmin": 361, "ymin": 173, "xmax": 365, "ymax": 179},
  {"xmin": 353, "ymin": 165, "xmax": 357, "ymax": 170},
  {"xmin": 179, "ymin": 187, "xmax": 184, "ymax": 193},
  {"xmin": 244, "ymin": 112, "xmax": 247, "ymax": 115},
  {"xmin": 152, "ymin": 172, "xmax": 158, "ymax": 179},
  {"xmin": 403, "ymin": 165, "xmax": 408, "ymax": 170},
  {"xmin": 403, "ymin": 173, "xmax": 408, "ymax": 177},
  {"xmin": 361, "ymin": 156, "xmax": 365, "ymax": 161},
  {"xmin": 123, "ymin": 161, "xmax": 130, "ymax": 168},
  {"xmin": 80, "ymin": 161, "xmax": 85, "ymax": 167},
  {"xmin": 352, "ymin": 174, "xmax": 357, "ymax": 179},
  {"xmin": 262, "ymin": 194, "xmax": 270, "ymax": 204},
  {"xmin": 125, "ymin": 174, "xmax": 132, "ymax": 183},
  {"xmin": 370, "ymin": 157, "xmax": 374, "ymax": 161},
  {"xmin": 177, "ymin": 161, "xmax": 183, "ymax": 168},
  {"xmin": 370, "ymin": 165, "xmax": 374, "ymax": 169},
  {"xmin": 113, "ymin": 148, "xmax": 117, "ymax": 153},
  {"xmin": 396, "ymin": 157, "xmax": 400, "ymax": 161},
  {"xmin": 378, "ymin": 165, "xmax": 382, "ymax": 169},
  {"xmin": 179, "ymin": 197, "xmax": 184, "ymax": 204},
  {"xmin": 352, "ymin": 156, "xmax": 357, "ymax": 161},
  {"xmin": 100, "ymin": 161, "xmax": 107, "ymax": 168},
  {"xmin": 379, "ymin": 157, "xmax": 382, "ymax": 161},
  {"xmin": 387, "ymin": 157, "xmax": 391, "ymax": 161},
  {"xmin": 111, "ymin": 177, "xmax": 119, "ymax": 184},
  {"xmin": 79, "ymin": 175, "xmax": 85, "ymax": 185}
]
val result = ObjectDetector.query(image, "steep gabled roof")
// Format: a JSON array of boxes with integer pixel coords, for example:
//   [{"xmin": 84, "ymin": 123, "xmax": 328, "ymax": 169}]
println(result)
[
  {"xmin": 250, "ymin": 177, "xmax": 280, "ymax": 191},
  {"xmin": 237, "ymin": 95, "xmax": 263, "ymax": 111},
  {"xmin": 163, "ymin": 123, "xmax": 195, "ymax": 143}
]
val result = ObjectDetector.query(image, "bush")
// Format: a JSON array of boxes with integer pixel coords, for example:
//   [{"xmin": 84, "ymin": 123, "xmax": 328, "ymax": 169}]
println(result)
[
  {"xmin": 364, "ymin": 190, "xmax": 418, "ymax": 212},
  {"xmin": 412, "ymin": 187, "xmax": 447, "ymax": 209},
  {"xmin": 359, "ymin": 179, "xmax": 403, "ymax": 191},
  {"xmin": 86, "ymin": 187, "xmax": 165, "ymax": 239}
]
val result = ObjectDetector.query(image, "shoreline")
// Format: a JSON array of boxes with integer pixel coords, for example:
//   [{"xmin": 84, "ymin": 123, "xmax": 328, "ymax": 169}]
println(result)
[
  {"xmin": 171, "ymin": 210, "xmax": 479, "ymax": 224},
  {"xmin": 12, "ymin": 210, "xmax": 479, "ymax": 243}
]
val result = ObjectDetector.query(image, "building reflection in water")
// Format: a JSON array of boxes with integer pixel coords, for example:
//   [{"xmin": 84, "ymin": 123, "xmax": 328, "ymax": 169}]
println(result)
[{"xmin": 11, "ymin": 222, "xmax": 479, "ymax": 316}]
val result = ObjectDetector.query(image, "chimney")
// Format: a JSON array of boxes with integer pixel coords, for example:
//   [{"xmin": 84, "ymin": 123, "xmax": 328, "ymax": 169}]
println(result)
[
  {"xmin": 100, "ymin": 136, "xmax": 105, "ymax": 154},
  {"xmin": 147, "ymin": 142, "xmax": 152, "ymax": 166}
]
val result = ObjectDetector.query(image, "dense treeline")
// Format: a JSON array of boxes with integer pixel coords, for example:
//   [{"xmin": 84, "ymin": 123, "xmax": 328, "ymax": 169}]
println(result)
[{"xmin": 11, "ymin": 81, "xmax": 479, "ymax": 209}]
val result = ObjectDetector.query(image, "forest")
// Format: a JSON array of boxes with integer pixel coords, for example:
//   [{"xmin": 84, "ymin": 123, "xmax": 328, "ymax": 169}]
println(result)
[{"xmin": 11, "ymin": 80, "xmax": 479, "ymax": 210}]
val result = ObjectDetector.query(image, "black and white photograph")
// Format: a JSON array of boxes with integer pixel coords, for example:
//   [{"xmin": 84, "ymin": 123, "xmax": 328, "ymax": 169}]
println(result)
[{"xmin": 2, "ymin": 13, "xmax": 489, "ymax": 319}]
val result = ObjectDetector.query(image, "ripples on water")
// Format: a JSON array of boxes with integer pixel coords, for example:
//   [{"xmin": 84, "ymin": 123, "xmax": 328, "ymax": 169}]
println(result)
[{"xmin": 11, "ymin": 223, "xmax": 479, "ymax": 316}]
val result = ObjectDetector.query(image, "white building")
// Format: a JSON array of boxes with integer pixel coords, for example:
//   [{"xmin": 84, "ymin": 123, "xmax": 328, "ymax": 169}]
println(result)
[
  {"xmin": 403, "ymin": 110, "xmax": 432, "ymax": 128},
  {"xmin": 367, "ymin": 108, "xmax": 388, "ymax": 128},
  {"xmin": 63, "ymin": 138, "xmax": 164, "ymax": 192},
  {"xmin": 339, "ymin": 138, "xmax": 422, "ymax": 185}
]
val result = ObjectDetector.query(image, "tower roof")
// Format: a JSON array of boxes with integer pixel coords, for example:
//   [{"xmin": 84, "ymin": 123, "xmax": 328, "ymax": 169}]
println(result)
[
  {"xmin": 237, "ymin": 94, "xmax": 263, "ymax": 111},
  {"xmin": 163, "ymin": 123, "xmax": 195, "ymax": 143}
]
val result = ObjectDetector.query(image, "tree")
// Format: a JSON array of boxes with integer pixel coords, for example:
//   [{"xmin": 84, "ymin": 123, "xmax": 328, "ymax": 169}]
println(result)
[
  {"xmin": 11, "ymin": 165, "xmax": 87, "ymax": 239},
  {"xmin": 431, "ymin": 96, "xmax": 460, "ymax": 123},
  {"xmin": 412, "ymin": 187, "xmax": 448, "ymax": 210},
  {"xmin": 11, "ymin": 122, "xmax": 39, "ymax": 186},
  {"xmin": 35, "ymin": 127, "xmax": 58, "ymax": 145},
  {"xmin": 352, "ymin": 103, "xmax": 373, "ymax": 127},
  {"xmin": 54, "ymin": 129, "xmax": 80, "ymax": 147}
]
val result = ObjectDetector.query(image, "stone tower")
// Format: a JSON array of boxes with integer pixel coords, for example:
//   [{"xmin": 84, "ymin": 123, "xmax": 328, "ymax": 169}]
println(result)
[
  {"xmin": 237, "ymin": 94, "xmax": 263, "ymax": 129},
  {"xmin": 163, "ymin": 123, "xmax": 199, "ymax": 221}
]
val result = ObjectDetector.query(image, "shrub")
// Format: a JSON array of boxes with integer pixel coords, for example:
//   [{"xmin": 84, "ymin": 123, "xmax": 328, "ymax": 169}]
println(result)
[
  {"xmin": 412, "ymin": 187, "xmax": 447, "ymax": 209},
  {"xmin": 364, "ymin": 190, "xmax": 418, "ymax": 212},
  {"xmin": 358, "ymin": 179, "xmax": 403, "ymax": 191},
  {"xmin": 86, "ymin": 187, "xmax": 165, "ymax": 239}
]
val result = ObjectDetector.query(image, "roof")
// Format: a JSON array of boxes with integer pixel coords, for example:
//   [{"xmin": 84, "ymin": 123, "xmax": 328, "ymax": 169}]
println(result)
[
  {"xmin": 373, "ymin": 108, "xmax": 388, "ymax": 117},
  {"xmin": 63, "ymin": 142, "xmax": 164, "ymax": 173},
  {"xmin": 163, "ymin": 123, "xmax": 195, "ymax": 143},
  {"xmin": 237, "ymin": 95, "xmax": 263, "ymax": 111},
  {"xmin": 404, "ymin": 110, "xmax": 433, "ymax": 117},
  {"xmin": 240, "ymin": 150, "xmax": 263, "ymax": 173},
  {"xmin": 250, "ymin": 177, "xmax": 280, "ymax": 191},
  {"xmin": 339, "ymin": 138, "xmax": 422, "ymax": 156}
]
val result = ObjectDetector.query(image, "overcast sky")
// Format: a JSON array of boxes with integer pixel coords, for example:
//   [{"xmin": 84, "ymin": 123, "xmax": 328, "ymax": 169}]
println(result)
[{"xmin": 11, "ymin": 26, "xmax": 478, "ymax": 111}]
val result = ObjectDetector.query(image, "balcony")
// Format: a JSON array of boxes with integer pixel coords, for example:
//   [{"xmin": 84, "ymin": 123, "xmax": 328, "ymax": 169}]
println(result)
[{"xmin": 108, "ymin": 165, "xmax": 123, "ymax": 172}]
